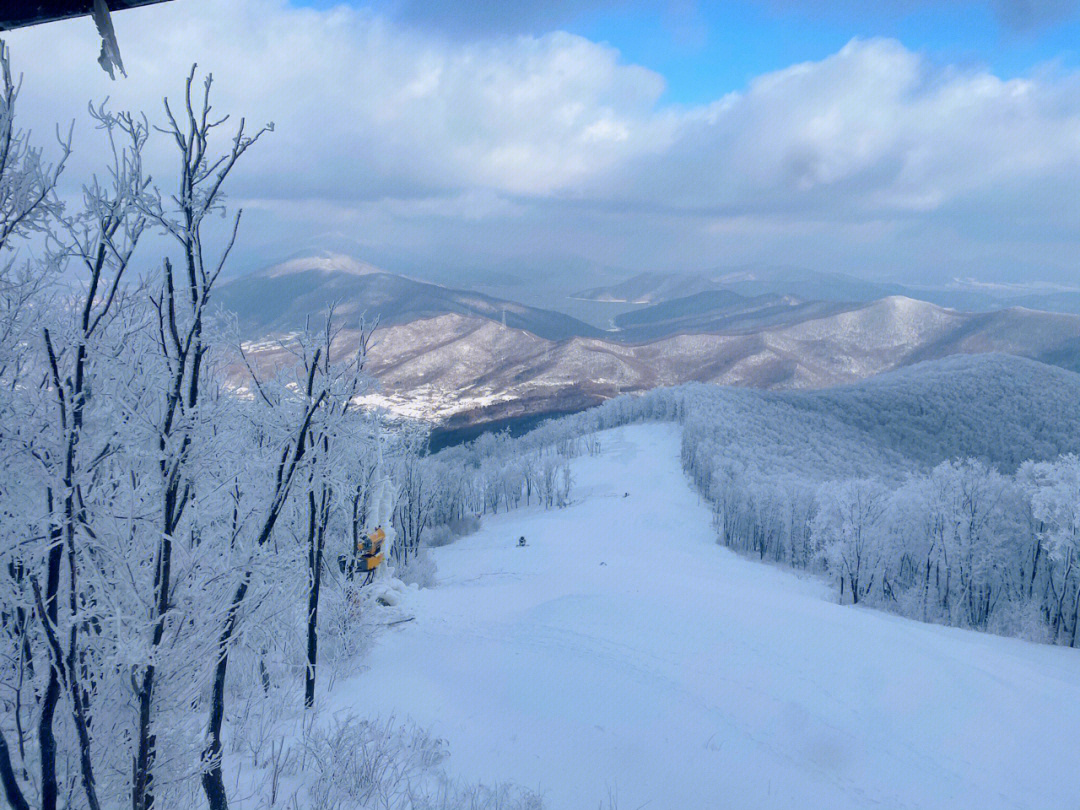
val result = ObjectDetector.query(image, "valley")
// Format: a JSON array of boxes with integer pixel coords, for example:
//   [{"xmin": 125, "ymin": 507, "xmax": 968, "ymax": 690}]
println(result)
[{"xmin": 221, "ymin": 259, "xmax": 1080, "ymax": 431}]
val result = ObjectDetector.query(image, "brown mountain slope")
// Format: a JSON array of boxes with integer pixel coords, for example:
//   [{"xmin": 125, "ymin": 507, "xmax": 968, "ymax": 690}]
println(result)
[
  {"xmin": 239, "ymin": 295, "xmax": 1080, "ymax": 429},
  {"xmin": 223, "ymin": 253, "xmax": 1080, "ymax": 431}
]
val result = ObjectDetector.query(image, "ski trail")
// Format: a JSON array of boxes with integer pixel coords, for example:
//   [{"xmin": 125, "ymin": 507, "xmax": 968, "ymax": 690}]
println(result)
[{"xmin": 336, "ymin": 424, "xmax": 1080, "ymax": 810}]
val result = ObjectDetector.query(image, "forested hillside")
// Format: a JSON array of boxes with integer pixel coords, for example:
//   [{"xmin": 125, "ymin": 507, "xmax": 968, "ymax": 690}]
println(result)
[
  {"xmin": 788, "ymin": 354, "xmax": 1080, "ymax": 470},
  {"xmin": 425, "ymin": 353, "xmax": 1080, "ymax": 647},
  {"xmin": 217, "ymin": 259, "xmax": 602, "ymax": 341},
  {"xmin": 626, "ymin": 355, "xmax": 1080, "ymax": 642}
]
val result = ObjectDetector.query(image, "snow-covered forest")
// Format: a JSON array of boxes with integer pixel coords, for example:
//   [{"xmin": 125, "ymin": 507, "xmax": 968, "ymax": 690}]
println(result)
[
  {"xmin": 427, "ymin": 354, "xmax": 1080, "ymax": 646},
  {"xmin": 0, "ymin": 51, "xmax": 569, "ymax": 810}
]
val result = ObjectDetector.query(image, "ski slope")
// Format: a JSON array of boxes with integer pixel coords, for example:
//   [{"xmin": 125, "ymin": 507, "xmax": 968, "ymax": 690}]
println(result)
[{"xmin": 341, "ymin": 425, "xmax": 1080, "ymax": 809}]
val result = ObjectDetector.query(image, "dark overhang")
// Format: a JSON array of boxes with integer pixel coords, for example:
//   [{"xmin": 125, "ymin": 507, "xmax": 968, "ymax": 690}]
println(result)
[{"xmin": 0, "ymin": 1, "xmax": 174, "ymax": 31}]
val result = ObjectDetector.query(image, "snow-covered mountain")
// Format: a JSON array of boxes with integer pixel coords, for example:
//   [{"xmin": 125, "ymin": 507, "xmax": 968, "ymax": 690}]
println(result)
[
  {"xmin": 355, "ymin": 297, "xmax": 1080, "ymax": 426},
  {"xmin": 222, "ymin": 259, "xmax": 1080, "ymax": 428},
  {"xmin": 217, "ymin": 257, "xmax": 602, "ymax": 341},
  {"xmin": 574, "ymin": 266, "xmax": 908, "ymax": 306}
]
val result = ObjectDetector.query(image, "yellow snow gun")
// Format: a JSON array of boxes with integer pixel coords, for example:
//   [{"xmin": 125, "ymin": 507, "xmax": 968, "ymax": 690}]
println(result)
[{"xmin": 358, "ymin": 527, "xmax": 386, "ymax": 571}]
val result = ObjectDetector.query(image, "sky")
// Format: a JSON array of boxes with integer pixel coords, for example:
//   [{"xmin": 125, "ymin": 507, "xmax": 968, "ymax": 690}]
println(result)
[{"xmin": 4, "ymin": 0, "xmax": 1080, "ymax": 287}]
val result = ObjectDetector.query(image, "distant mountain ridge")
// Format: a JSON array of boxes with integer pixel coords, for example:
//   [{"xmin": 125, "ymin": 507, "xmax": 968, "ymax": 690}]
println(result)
[
  {"xmin": 612, "ymin": 290, "xmax": 854, "ymax": 340},
  {"xmin": 575, "ymin": 267, "xmax": 907, "ymax": 307},
  {"xmin": 576, "ymin": 267, "xmax": 1080, "ymax": 316},
  {"xmin": 217, "ymin": 258, "xmax": 603, "ymax": 342},
  {"xmin": 571, "ymin": 271, "xmax": 723, "ymax": 304},
  {"xmin": 221, "ymin": 257, "xmax": 1080, "ymax": 430}
]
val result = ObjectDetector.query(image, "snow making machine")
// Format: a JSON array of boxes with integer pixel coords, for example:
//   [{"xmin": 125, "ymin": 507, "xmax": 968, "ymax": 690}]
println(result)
[{"xmin": 358, "ymin": 527, "xmax": 386, "ymax": 573}]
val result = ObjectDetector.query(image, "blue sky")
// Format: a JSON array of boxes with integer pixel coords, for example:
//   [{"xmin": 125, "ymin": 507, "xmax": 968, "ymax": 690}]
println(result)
[
  {"xmin": 328, "ymin": 0, "xmax": 1080, "ymax": 102},
  {"xmin": 6, "ymin": 0, "xmax": 1080, "ymax": 286},
  {"xmin": 575, "ymin": 2, "xmax": 1080, "ymax": 104}
]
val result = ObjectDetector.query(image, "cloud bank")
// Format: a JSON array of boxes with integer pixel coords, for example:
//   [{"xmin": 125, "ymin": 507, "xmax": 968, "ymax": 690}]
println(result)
[{"xmin": 5, "ymin": 0, "xmax": 1080, "ymax": 283}]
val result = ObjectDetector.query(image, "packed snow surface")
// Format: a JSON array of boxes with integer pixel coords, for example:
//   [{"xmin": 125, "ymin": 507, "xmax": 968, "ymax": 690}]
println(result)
[{"xmin": 342, "ymin": 425, "xmax": 1080, "ymax": 809}]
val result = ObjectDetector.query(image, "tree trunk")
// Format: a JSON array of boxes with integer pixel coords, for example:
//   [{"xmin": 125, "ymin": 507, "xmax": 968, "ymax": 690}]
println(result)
[
  {"xmin": 38, "ymin": 514, "xmax": 62, "ymax": 810},
  {"xmin": 1071, "ymin": 581, "xmax": 1080, "ymax": 649},
  {"xmin": 133, "ymin": 495, "xmax": 177, "ymax": 810},
  {"xmin": 132, "ymin": 664, "xmax": 156, "ymax": 810},
  {"xmin": 0, "ymin": 730, "xmax": 29, "ymax": 810},
  {"xmin": 304, "ymin": 490, "xmax": 326, "ymax": 709},
  {"xmin": 200, "ymin": 577, "xmax": 249, "ymax": 810},
  {"xmin": 1029, "ymin": 532, "xmax": 1043, "ymax": 600}
]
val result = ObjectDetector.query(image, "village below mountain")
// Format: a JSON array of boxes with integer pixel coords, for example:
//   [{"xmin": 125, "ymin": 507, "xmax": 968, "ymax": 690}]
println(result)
[{"xmin": 220, "ymin": 256, "xmax": 1080, "ymax": 436}]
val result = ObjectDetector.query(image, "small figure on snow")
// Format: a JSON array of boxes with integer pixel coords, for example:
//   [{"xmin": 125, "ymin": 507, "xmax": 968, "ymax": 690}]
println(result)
[{"xmin": 517, "ymin": 535, "xmax": 527, "ymax": 547}]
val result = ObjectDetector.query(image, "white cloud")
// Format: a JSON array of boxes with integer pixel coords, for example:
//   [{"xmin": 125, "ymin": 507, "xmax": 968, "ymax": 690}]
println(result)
[
  {"xmin": 6, "ymin": 1, "xmax": 672, "ymax": 197},
  {"xmin": 4, "ymin": 0, "xmax": 1080, "ymax": 283},
  {"xmin": 604, "ymin": 38, "xmax": 1080, "ymax": 217}
]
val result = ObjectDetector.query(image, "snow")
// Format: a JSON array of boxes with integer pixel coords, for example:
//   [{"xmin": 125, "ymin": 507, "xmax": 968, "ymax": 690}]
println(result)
[
  {"xmin": 260, "ymin": 254, "xmax": 383, "ymax": 277},
  {"xmin": 339, "ymin": 424, "xmax": 1080, "ymax": 809}
]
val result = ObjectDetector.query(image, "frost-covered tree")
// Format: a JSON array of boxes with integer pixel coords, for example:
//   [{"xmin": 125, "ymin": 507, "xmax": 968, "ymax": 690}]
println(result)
[
  {"xmin": 1023, "ymin": 456, "xmax": 1080, "ymax": 644},
  {"xmin": 428, "ymin": 370, "xmax": 1080, "ymax": 648},
  {"xmin": 813, "ymin": 479, "xmax": 889, "ymax": 604}
]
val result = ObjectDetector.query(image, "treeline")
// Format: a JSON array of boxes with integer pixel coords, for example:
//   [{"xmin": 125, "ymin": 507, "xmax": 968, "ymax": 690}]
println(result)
[
  {"xmin": 693, "ymin": 448, "xmax": 1080, "ymax": 643},
  {"xmin": 423, "ymin": 423, "xmax": 578, "ymax": 523},
  {"xmin": 673, "ymin": 364, "xmax": 1080, "ymax": 644},
  {"xmin": 0, "ymin": 57, "xmax": 538, "ymax": 810},
  {"xmin": 414, "ymin": 389, "xmax": 692, "ymax": 544},
  {"xmin": 463, "ymin": 366, "xmax": 1080, "ymax": 646}
]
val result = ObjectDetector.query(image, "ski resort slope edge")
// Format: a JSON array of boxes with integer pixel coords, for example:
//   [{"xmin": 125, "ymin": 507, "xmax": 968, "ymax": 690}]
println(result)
[{"xmin": 338, "ymin": 424, "xmax": 1080, "ymax": 810}]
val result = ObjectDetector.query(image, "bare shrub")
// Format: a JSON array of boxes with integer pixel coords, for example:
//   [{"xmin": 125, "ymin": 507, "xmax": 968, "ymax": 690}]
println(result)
[
  {"xmin": 301, "ymin": 715, "xmax": 447, "ymax": 809},
  {"xmin": 397, "ymin": 547, "xmax": 438, "ymax": 589},
  {"xmin": 426, "ymin": 515, "xmax": 481, "ymax": 548}
]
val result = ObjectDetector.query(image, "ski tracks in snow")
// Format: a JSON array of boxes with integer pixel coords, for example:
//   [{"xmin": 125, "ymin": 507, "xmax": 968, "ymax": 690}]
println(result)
[{"xmin": 339, "ymin": 425, "xmax": 1080, "ymax": 810}]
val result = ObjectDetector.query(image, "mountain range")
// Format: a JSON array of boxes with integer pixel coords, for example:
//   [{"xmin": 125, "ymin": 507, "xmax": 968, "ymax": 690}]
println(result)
[
  {"xmin": 573, "ymin": 266, "xmax": 1080, "ymax": 314},
  {"xmin": 219, "ymin": 257, "xmax": 1080, "ymax": 433},
  {"xmin": 217, "ymin": 255, "xmax": 602, "ymax": 341}
]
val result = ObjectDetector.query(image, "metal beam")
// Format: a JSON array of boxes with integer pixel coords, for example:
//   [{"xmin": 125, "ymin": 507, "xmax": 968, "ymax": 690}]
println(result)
[{"xmin": 0, "ymin": 1, "xmax": 175, "ymax": 31}]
